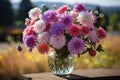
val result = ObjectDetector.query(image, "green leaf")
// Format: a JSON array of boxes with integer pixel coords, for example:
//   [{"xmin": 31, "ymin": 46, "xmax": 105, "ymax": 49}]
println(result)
[
  {"xmin": 81, "ymin": 49, "xmax": 88, "ymax": 55},
  {"xmin": 96, "ymin": 44, "xmax": 104, "ymax": 52},
  {"xmin": 78, "ymin": 54, "xmax": 80, "ymax": 58}
]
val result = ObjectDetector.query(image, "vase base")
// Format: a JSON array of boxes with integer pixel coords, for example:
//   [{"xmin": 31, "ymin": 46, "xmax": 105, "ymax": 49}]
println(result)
[{"xmin": 54, "ymin": 73, "xmax": 70, "ymax": 76}]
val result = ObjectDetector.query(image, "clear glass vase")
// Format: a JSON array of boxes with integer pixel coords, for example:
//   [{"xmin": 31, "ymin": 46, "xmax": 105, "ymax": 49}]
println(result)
[{"xmin": 48, "ymin": 50, "xmax": 74, "ymax": 76}]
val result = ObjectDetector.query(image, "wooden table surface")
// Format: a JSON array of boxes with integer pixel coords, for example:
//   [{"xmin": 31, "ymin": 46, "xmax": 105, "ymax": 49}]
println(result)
[{"xmin": 23, "ymin": 69, "xmax": 120, "ymax": 80}]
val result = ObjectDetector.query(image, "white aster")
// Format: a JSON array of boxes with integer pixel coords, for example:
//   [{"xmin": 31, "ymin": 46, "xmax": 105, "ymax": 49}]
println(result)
[
  {"xmin": 69, "ymin": 10, "xmax": 79, "ymax": 20},
  {"xmin": 77, "ymin": 11, "xmax": 94, "ymax": 26},
  {"xmin": 37, "ymin": 32, "xmax": 50, "ymax": 44},
  {"xmin": 33, "ymin": 20, "xmax": 46, "ymax": 33},
  {"xmin": 50, "ymin": 34, "xmax": 66, "ymax": 50},
  {"xmin": 29, "ymin": 7, "xmax": 41, "ymax": 19}
]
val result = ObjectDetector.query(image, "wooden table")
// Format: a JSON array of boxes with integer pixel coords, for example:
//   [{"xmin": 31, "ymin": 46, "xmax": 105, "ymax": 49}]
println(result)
[{"xmin": 23, "ymin": 69, "xmax": 120, "ymax": 80}]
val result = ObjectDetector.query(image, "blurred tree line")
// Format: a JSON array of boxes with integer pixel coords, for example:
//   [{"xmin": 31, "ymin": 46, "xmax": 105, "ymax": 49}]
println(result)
[{"xmin": 0, "ymin": 0, "xmax": 120, "ymax": 42}]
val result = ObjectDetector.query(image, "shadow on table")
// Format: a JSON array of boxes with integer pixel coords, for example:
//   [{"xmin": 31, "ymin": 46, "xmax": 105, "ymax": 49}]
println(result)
[
  {"xmin": 56, "ymin": 74, "xmax": 89, "ymax": 80},
  {"xmin": 1, "ymin": 74, "xmax": 120, "ymax": 80},
  {"xmin": 56, "ymin": 74, "xmax": 120, "ymax": 80},
  {"xmin": 0, "ymin": 75, "xmax": 32, "ymax": 80}
]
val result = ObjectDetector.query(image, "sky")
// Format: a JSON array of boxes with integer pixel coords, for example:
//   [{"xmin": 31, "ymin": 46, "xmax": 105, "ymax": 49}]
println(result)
[{"xmin": 11, "ymin": 0, "xmax": 120, "ymax": 7}]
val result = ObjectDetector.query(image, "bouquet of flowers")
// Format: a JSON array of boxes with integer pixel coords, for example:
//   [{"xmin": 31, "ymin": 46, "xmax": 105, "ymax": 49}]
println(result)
[{"xmin": 17, "ymin": 3, "xmax": 106, "ymax": 57}]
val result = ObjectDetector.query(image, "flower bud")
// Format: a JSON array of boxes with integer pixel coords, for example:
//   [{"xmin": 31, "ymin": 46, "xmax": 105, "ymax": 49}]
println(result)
[
  {"xmin": 89, "ymin": 49, "xmax": 96, "ymax": 57},
  {"xmin": 16, "ymin": 45, "xmax": 22, "ymax": 52},
  {"xmin": 27, "ymin": 48, "xmax": 32, "ymax": 53}
]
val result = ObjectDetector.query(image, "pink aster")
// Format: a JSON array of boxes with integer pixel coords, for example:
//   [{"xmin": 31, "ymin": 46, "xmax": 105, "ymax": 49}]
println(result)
[
  {"xmin": 25, "ymin": 18, "xmax": 31, "ymax": 26},
  {"xmin": 57, "ymin": 5, "xmax": 68, "ymax": 14},
  {"xmin": 37, "ymin": 43, "xmax": 49, "ymax": 54},
  {"xmin": 68, "ymin": 24, "xmax": 81, "ymax": 37},
  {"xmin": 97, "ymin": 27, "xmax": 106, "ymax": 39},
  {"xmin": 81, "ymin": 25, "xmax": 90, "ymax": 35},
  {"xmin": 50, "ymin": 34, "xmax": 66, "ymax": 50},
  {"xmin": 23, "ymin": 25, "xmax": 34, "ymax": 37}
]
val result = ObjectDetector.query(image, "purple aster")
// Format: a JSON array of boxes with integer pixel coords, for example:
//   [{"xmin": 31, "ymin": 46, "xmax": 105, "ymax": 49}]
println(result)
[
  {"xmin": 42, "ymin": 10, "xmax": 57, "ymax": 22},
  {"xmin": 49, "ymin": 22, "xmax": 65, "ymax": 36},
  {"xmin": 68, "ymin": 37, "xmax": 84, "ymax": 54},
  {"xmin": 59, "ymin": 14, "xmax": 72, "ymax": 27},
  {"xmin": 73, "ymin": 3, "xmax": 86, "ymax": 12},
  {"xmin": 23, "ymin": 35, "xmax": 36, "ymax": 49}
]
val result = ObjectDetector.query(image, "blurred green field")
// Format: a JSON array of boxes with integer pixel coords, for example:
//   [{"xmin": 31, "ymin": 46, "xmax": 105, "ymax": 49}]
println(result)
[{"xmin": 0, "ymin": 34, "xmax": 120, "ymax": 76}]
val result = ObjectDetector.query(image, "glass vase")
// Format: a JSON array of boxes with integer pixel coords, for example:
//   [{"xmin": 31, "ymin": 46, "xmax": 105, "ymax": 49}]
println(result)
[{"xmin": 48, "ymin": 50, "xmax": 74, "ymax": 76}]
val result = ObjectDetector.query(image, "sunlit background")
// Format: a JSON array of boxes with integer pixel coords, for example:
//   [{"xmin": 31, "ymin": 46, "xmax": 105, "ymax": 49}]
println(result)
[{"xmin": 0, "ymin": 0, "xmax": 120, "ymax": 77}]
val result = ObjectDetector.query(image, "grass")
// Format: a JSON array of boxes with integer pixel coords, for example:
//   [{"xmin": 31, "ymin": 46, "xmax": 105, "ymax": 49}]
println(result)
[{"xmin": 0, "ymin": 35, "xmax": 120, "ymax": 76}]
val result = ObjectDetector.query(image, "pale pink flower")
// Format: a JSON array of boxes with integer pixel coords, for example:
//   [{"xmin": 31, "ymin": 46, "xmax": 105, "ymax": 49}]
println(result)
[
  {"xmin": 25, "ymin": 18, "xmax": 30, "ymax": 26},
  {"xmin": 30, "ymin": 17, "xmax": 37, "ymax": 25},
  {"xmin": 77, "ymin": 11, "xmax": 94, "ymax": 26},
  {"xmin": 50, "ymin": 34, "xmax": 66, "ymax": 50},
  {"xmin": 37, "ymin": 32, "xmax": 50, "ymax": 44},
  {"xmin": 57, "ymin": 5, "xmax": 68, "ymax": 14},
  {"xmin": 88, "ymin": 31, "xmax": 98, "ymax": 43},
  {"xmin": 29, "ymin": 7, "xmax": 41, "ymax": 19},
  {"xmin": 33, "ymin": 20, "xmax": 46, "ymax": 33},
  {"xmin": 69, "ymin": 10, "xmax": 79, "ymax": 20},
  {"xmin": 53, "ymin": 4, "xmax": 58, "ymax": 9}
]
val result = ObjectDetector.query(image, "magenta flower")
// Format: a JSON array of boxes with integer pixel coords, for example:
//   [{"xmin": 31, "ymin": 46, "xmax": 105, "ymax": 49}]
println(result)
[
  {"xmin": 97, "ymin": 27, "xmax": 106, "ymax": 39},
  {"xmin": 73, "ymin": 3, "xmax": 86, "ymax": 12},
  {"xmin": 68, "ymin": 37, "xmax": 84, "ymax": 54}
]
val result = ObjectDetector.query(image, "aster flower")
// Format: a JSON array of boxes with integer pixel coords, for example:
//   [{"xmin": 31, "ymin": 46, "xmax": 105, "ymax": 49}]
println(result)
[
  {"xmin": 33, "ymin": 20, "xmax": 46, "ymax": 33},
  {"xmin": 59, "ymin": 14, "xmax": 72, "ymax": 27},
  {"xmin": 42, "ymin": 10, "xmax": 57, "ymax": 22},
  {"xmin": 25, "ymin": 18, "xmax": 31, "ymax": 26},
  {"xmin": 81, "ymin": 25, "xmax": 90, "ymax": 35},
  {"xmin": 29, "ymin": 7, "xmax": 41, "ymax": 19},
  {"xmin": 37, "ymin": 43, "xmax": 49, "ymax": 54},
  {"xmin": 73, "ymin": 3, "xmax": 86, "ymax": 12},
  {"xmin": 97, "ymin": 27, "xmax": 106, "ymax": 39},
  {"xmin": 57, "ymin": 5, "xmax": 68, "ymax": 14},
  {"xmin": 77, "ymin": 11, "xmax": 94, "ymax": 26},
  {"xmin": 23, "ymin": 35, "xmax": 36, "ymax": 49},
  {"xmin": 50, "ymin": 34, "xmax": 66, "ymax": 49},
  {"xmin": 68, "ymin": 24, "xmax": 81, "ymax": 37},
  {"xmin": 37, "ymin": 32, "xmax": 50, "ymax": 43},
  {"xmin": 23, "ymin": 25, "xmax": 34, "ymax": 37},
  {"xmin": 69, "ymin": 10, "xmax": 79, "ymax": 20},
  {"xmin": 49, "ymin": 22, "xmax": 65, "ymax": 36},
  {"xmin": 68, "ymin": 37, "xmax": 84, "ymax": 54},
  {"xmin": 88, "ymin": 31, "xmax": 98, "ymax": 43}
]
